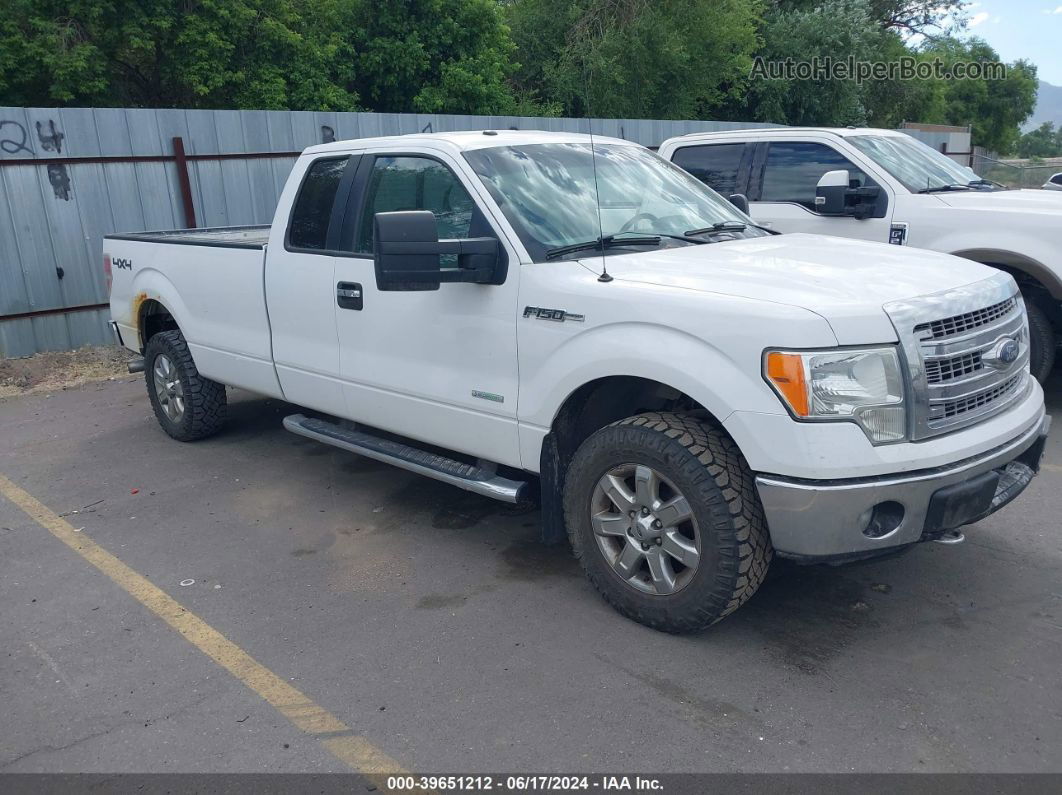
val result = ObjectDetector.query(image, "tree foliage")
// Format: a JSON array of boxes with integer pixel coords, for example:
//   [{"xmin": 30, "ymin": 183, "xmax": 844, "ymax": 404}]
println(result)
[
  {"xmin": 506, "ymin": 0, "xmax": 763, "ymax": 119},
  {"xmin": 0, "ymin": 0, "xmax": 357, "ymax": 109},
  {"xmin": 1015, "ymin": 123, "xmax": 1062, "ymax": 159},
  {"xmin": 0, "ymin": 0, "xmax": 1041, "ymax": 151}
]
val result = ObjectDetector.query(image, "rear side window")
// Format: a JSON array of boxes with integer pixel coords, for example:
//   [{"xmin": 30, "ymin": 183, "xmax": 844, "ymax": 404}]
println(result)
[
  {"xmin": 670, "ymin": 144, "xmax": 745, "ymax": 195},
  {"xmin": 288, "ymin": 157, "xmax": 348, "ymax": 250},
  {"xmin": 760, "ymin": 142, "xmax": 870, "ymax": 210}
]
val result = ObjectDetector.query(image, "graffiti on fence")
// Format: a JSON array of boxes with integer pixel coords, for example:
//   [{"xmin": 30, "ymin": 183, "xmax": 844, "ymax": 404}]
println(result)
[
  {"xmin": 36, "ymin": 120, "xmax": 64, "ymax": 153},
  {"xmin": 0, "ymin": 119, "xmax": 33, "ymax": 155},
  {"xmin": 47, "ymin": 164, "xmax": 71, "ymax": 200}
]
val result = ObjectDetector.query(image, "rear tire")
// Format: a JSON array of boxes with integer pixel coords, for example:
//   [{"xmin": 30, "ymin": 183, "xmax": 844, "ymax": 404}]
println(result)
[
  {"xmin": 144, "ymin": 329, "xmax": 227, "ymax": 441},
  {"xmin": 563, "ymin": 412, "xmax": 772, "ymax": 633},
  {"xmin": 1025, "ymin": 298, "xmax": 1057, "ymax": 383}
]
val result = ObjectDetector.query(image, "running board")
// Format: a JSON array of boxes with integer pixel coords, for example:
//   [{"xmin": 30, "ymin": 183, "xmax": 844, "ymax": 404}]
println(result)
[{"xmin": 283, "ymin": 414, "xmax": 528, "ymax": 504}]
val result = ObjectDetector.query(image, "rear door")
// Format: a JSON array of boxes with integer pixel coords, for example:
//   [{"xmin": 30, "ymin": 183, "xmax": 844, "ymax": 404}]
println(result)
[
  {"xmin": 331, "ymin": 150, "xmax": 523, "ymax": 467},
  {"xmin": 265, "ymin": 154, "xmax": 358, "ymax": 416}
]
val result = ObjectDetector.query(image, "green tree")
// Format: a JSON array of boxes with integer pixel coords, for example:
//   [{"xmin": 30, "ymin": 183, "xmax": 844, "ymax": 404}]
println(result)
[
  {"xmin": 742, "ymin": 0, "xmax": 882, "ymax": 126},
  {"xmin": 0, "ymin": 0, "xmax": 358, "ymax": 110},
  {"xmin": 505, "ymin": 0, "xmax": 763, "ymax": 119},
  {"xmin": 921, "ymin": 37, "xmax": 1038, "ymax": 153},
  {"xmin": 1015, "ymin": 122, "xmax": 1062, "ymax": 159},
  {"xmin": 346, "ymin": 0, "xmax": 525, "ymax": 115}
]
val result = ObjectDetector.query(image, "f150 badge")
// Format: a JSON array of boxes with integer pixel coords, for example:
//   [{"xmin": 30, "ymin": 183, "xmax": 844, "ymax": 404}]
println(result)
[{"xmin": 523, "ymin": 306, "xmax": 585, "ymax": 322}]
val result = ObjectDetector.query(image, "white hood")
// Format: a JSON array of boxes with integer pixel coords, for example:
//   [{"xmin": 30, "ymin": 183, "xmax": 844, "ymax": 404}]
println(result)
[
  {"xmin": 936, "ymin": 188, "xmax": 1062, "ymax": 215},
  {"xmin": 593, "ymin": 233, "xmax": 1004, "ymax": 344}
]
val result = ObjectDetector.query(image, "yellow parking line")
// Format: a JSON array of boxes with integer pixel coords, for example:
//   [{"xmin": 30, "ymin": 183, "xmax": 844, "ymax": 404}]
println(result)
[{"xmin": 0, "ymin": 473, "xmax": 405, "ymax": 777}]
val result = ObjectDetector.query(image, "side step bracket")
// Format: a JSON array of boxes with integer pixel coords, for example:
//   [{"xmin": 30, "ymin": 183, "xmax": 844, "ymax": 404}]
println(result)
[{"xmin": 283, "ymin": 414, "xmax": 528, "ymax": 504}]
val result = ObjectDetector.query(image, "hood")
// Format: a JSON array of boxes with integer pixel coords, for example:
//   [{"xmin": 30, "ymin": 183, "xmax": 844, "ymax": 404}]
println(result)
[
  {"xmin": 590, "ymin": 233, "xmax": 1001, "ymax": 344},
  {"xmin": 935, "ymin": 188, "xmax": 1062, "ymax": 214}
]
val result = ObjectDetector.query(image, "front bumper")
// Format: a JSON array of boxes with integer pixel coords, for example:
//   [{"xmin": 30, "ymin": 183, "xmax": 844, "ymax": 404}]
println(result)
[{"xmin": 756, "ymin": 411, "xmax": 1051, "ymax": 561}]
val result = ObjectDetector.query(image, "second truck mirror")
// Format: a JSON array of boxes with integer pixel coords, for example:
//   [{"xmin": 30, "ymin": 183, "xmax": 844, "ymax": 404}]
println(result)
[
  {"xmin": 373, "ymin": 210, "xmax": 501, "ymax": 291},
  {"xmin": 815, "ymin": 170, "xmax": 850, "ymax": 215}
]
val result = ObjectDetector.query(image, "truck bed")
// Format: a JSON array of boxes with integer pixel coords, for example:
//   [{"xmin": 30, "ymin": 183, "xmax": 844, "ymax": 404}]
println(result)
[{"xmin": 105, "ymin": 225, "xmax": 270, "ymax": 249}]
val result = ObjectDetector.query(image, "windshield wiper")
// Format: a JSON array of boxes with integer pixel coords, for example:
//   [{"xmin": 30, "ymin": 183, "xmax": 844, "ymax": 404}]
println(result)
[
  {"xmin": 684, "ymin": 222, "xmax": 747, "ymax": 236},
  {"xmin": 545, "ymin": 234, "xmax": 661, "ymax": 261},
  {"xmin": 917, "ymin": 184, "xmax": 973, "ymax": 194}
]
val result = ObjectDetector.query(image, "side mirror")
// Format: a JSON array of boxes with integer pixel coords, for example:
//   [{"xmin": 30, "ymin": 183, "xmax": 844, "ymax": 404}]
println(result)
[
  {"xmin": 815, "ymin": 170, "xmax": 850, "ymax": 215},
  {"xmin": 728, "ymin": 193, "xmax": 750, "ymax": 215},
  {"xmin": 373, "ymin": 210, "xmax": 500, "ymax": 291},
  {"xmin": 815, "ymin": 170, "xmax": 885, "ymax": 219}
]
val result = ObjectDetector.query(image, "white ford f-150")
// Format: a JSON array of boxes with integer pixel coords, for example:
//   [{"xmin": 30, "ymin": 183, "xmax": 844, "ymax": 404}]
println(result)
[
  {"xmin": 658, "ymin": 128, "xmax": 1062, "ymax": 381},
  {"xmin": 107, "ymin": 130, "xmax": 1049, "ymax": 632}
]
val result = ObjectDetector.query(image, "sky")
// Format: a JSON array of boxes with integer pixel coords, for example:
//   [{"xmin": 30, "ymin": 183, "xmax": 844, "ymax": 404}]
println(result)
[{"xmin": 959, "ymin": 0, "xmax": 1062, "ymax": 85}]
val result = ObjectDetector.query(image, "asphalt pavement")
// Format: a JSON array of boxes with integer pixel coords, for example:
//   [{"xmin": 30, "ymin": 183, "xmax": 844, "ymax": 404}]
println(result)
[{"xmin": 2, "ymin": 372, "xmax": 1060, "ymax": 774}]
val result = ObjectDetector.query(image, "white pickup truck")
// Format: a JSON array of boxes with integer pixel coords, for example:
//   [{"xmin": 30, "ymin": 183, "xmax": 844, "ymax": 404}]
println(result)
[
  {"xmin": 107, "ymin": 130, "xmax": 1049, "ymax": 633},
  {"xmin": 658, "ymin": 128, "xmax": 1062, "ymax": 381}
]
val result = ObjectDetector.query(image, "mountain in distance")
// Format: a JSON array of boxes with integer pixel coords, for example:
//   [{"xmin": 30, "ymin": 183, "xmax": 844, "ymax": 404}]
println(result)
[{"xmin": 1024, "ymin": 81, "xmax": 1062, "ymax": 131}]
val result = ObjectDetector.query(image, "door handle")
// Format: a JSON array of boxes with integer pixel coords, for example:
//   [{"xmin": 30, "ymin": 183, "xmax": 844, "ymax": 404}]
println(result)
[{"xmin": 337, "ymin": 282, "xmax": 362, "ymax": 310}]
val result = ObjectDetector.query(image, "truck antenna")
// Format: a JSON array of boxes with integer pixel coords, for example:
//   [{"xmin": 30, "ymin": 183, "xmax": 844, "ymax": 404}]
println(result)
[{"xmin": 584, "ymin": 73, "xmax": 612, "ymax": 283}]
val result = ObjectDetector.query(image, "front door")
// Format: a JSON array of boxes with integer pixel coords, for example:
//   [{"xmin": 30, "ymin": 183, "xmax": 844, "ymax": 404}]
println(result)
[
  {"xmin": 749, "ymin": 141, "xmax": 894, "ymax": 243},
  {"xmin": 332, "ymin": 152, "xmax": 522, "ymax": 467}
]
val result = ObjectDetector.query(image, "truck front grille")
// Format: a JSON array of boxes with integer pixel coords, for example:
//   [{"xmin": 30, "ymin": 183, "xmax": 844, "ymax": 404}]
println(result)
[
  {"xmin": 913, "ymin": 297, "xmax": 1016, "ymax": 340},
  {"xmin": 885, "ymin": 274, "xmax": 1031, "ymax": 440},
  {"xmin": 937, "ymin": 373, "xmax": 1024, "ymax": 420},
  {"xmin": 924, "ymin": 351, "xmax": 982, "ymax": 384}
]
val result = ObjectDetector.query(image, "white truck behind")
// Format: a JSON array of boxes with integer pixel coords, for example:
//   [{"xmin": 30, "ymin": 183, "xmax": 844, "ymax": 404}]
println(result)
[
  {"xmin": 107, "ymin": 131, "xmax": 1049, "ymax": 632},
  {"xmin": 659, "ymin": 128, "xmax": 1062, "ymax": 381}
]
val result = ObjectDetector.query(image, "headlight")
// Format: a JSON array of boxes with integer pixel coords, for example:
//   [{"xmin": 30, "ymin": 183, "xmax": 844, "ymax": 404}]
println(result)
[{"xmin": 764, "ymin": 347, "xmax": 906, "ymax": 444}]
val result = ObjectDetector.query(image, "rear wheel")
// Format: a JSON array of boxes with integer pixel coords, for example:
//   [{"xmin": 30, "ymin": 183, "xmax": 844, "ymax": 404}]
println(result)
[
  {"xmin": 144, "ymin": 329, "xmax": 227, "ymax": 441},
  {"xmin": 1025, "ymin": 297, "xmax": 1057, "ymax": 383},
  {"xmin": 564, "ymin": 412, "xmax": 772, "ymax": 633}
]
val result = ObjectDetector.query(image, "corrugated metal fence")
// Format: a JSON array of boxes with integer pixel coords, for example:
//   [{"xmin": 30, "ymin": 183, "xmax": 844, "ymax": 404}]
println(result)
[{"xmin": 0, "ymin": 106, "xmax": 782, "ymax": 357}]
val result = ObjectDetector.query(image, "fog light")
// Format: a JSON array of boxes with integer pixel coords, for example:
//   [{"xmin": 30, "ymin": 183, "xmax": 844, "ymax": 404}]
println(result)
[{"xmin": 860, "ymin": 501, "xmax": 905, "ymax": 538}]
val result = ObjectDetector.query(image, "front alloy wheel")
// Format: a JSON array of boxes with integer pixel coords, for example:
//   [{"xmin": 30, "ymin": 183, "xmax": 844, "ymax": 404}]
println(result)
[{"xmin": 592, "ymin": 463, "xmax": 700, "ymax": 595}]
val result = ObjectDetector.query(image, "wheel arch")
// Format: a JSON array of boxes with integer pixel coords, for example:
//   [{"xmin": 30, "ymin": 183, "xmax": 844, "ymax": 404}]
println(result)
[
  {"xmin": 537, "ymin": 375, "xmax": 735, "ymax": 545},
  {"xmin": 951, "ymin": 248, "xmax": 1062, "ymax": 303}
]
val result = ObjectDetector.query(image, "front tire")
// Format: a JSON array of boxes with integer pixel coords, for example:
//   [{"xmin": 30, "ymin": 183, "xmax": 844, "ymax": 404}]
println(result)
[
  {"xmin": 1025, "ymin": 297, "xmax": 1057, "ymax": 383},
  {"xmin": 144, "ymin": 329, "xmax": 227, "ymax": 441},
  {"xmin": 563, "ymin": 412, "xmax": 772, "ymax": 633}
]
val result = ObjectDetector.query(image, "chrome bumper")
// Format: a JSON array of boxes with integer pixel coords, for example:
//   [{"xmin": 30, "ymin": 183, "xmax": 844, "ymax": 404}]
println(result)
[{"xmin": 756, "ymin": 412, "xmax": 1051, "ymax": 560}]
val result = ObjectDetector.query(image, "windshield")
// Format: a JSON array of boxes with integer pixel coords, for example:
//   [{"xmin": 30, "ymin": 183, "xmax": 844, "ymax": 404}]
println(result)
[
  {"xmin": 848, "ymin": 134, "xmax": 982, "ymax": 193},
  {"xmin": 463, "ymin": 142, "xmax": 766, "ymax": 262}
]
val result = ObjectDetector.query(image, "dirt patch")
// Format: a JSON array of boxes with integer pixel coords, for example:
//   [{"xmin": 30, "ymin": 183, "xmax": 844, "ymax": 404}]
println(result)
[{"xmin": 0, "ymin": 345, "xmax": 136, "ymax": 399}]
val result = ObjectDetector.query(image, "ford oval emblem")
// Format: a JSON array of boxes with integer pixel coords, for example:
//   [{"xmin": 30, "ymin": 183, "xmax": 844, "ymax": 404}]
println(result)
[{"xmin": 997, "ymin": 338, "xmax": 1020, "ymax": 364}]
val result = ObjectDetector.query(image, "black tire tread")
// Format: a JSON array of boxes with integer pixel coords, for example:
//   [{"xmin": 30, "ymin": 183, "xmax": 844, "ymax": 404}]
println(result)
[
  {"xmin": 144, "ymin": 329, "xmax": 227, "ymax": 441},
  {"xmin": 565, "ymin": 411, "xmax": 772, "ymax": 633},
  {"xmin": 1024, "ymin": 297, "xmax": 1057, "ymax": 383}
]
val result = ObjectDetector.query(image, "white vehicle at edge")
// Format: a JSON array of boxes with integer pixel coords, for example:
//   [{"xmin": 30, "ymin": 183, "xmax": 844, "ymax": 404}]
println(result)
[
  {"xmin": 1044, "ymin": 173, "xmax": 1062, "ymax": 191},
  {"xmin": 658, "ymin": 128, "xmax": 1062, "ymax": 381},
  {"xmin": 106, "ymin": 130, "xmax": 1050, "ymax": 632}
]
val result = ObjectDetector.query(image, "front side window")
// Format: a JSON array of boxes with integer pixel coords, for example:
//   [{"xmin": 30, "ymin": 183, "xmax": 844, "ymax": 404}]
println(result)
[
  {"xmin": 670, "ymin": 143, "xmax": 745, "ymax": 196},
  {"xmin": 1051, "ymin": 174, "xmax": 1062, "ymax": 186},
  {"xmin": 288, "ymin": 157, "xmax": 348, "ymax": 250},
  {"xmin": 463, "ymin": 143, "xmax": 765, "ymax": 263},
  {"xmin": 847, "ymin": 134, "xmax": 980, "ymax": 193},
  {"xmin": 355, "ymin": 156, "xmax": 475, "ymax": 253},
  {"xmin": 760, "ymin": 142, "xmax": 871, "ymax": 210}
]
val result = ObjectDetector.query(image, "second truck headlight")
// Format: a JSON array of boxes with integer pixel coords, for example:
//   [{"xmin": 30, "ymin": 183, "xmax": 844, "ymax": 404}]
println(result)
[{"xmin": 765, "ymin": 347, "xmax": 906, "ymax": 444}]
